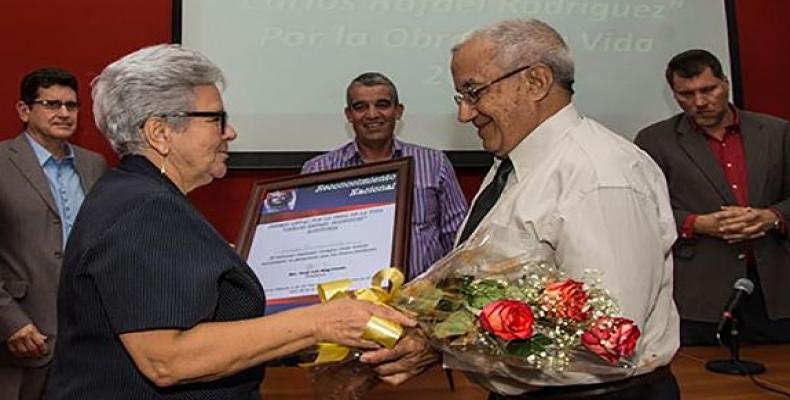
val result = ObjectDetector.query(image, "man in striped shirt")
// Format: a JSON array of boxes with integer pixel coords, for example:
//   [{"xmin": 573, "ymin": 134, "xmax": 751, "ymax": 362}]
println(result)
[{"xmin": 301, "ymin": 72, "xmax": 468, "ymax": 279}]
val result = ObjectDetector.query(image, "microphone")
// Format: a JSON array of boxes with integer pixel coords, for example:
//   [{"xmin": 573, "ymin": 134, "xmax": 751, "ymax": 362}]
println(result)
[
  {"xmin": 716, "ymin": 278, "xmax": 754, "ymax": 334},
  {"xmin": 706, "ymin": 277, "xmax": 766, "ymax": 375}
]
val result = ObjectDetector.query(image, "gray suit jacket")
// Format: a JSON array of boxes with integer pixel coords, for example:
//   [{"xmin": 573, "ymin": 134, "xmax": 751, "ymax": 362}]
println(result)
[
  {"xmin": 635, "ymin": 110, "xmax": 790, "ymax": 322},
  {"xmin": 0, "ymin": 133, "xmax": 106, "ymax": 367}
]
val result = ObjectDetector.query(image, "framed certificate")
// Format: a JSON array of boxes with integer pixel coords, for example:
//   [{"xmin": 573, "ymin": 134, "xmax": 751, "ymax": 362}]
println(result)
[{"xmin": 236, "ymin": 158, "xmax": 413, "ymax": 313}]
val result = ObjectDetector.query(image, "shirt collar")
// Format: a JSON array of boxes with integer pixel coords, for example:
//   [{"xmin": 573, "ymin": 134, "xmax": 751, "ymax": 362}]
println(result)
[
  {"xmin": 688, "ymin": 103, "xmax": 740, "ymax": 137},
  {"xmin": 119, "ymin": 154, "xmax": 184, "ymax": 197},
  {"xmin": 24, "ymin": 131, "xmax": 75, "ymax": 166},
  {"xmin": 343, "ymin": 138, "xmax": 403, "ymax": 163},
  {"xmin": 505, "ymin": 103, "xmax": 583, "ymax": 182}
]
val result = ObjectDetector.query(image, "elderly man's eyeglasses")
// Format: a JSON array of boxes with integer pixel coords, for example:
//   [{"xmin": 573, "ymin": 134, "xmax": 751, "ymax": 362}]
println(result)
[
  {"xmin": 453, "ymin": 65, "xmax": 533, "ymax": 106},
  {"xmin": 29, "ymin": 99, "xmax": 80, "ymax": 112},
  {"xmin": 151, "ymin": 111, "xmax": 228, "ymax": 133}
]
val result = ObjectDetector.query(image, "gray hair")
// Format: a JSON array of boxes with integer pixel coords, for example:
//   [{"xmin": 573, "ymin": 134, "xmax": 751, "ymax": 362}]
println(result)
[
  {"xmin": 91, "ymin": 44, "xmax": 226, "ymax": 156},
  {"xmin": 453, "ymin": 18, "xmax": 575, "ymax": 93},
  {"xmin": 346, "ymin": 72, "xmax": 400, "ymax": 107}
]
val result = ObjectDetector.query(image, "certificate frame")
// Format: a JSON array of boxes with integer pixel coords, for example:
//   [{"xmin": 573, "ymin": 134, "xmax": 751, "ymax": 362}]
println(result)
[{"xmin": 236, "ymin": 158, "xmax": 413, "ymax": 312}]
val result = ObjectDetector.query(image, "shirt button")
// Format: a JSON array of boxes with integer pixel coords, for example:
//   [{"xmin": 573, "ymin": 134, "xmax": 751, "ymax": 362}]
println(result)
[
  {"xmin": 726, "ymin": 163, "xmax": 732, "ymax": 168},
  {"xmin": 54, "ymin": 251, "xmax": 63, "ymax": 259},
  {"xmin": 732, "ymin": 184, "xmax": 738, "ymax": 189},
  {"xmin": 737, "ymin": 253, "xmax": 746, "ymax": 260},
  {"xmin": 53, "ymin": 219, "xmax": 61, "ymax": 225}
]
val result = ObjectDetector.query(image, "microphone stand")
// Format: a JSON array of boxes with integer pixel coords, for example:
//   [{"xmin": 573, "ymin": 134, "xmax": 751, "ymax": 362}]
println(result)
[{"xmin": 705, "ymin": 319, "xmax": 766, "ymax": 375}]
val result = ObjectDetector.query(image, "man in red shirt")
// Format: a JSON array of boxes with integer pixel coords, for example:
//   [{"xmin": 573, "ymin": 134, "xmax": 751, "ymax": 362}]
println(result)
[{"xmin": 636, "ymin": 49, "xmax": 790, "ymax": 345}]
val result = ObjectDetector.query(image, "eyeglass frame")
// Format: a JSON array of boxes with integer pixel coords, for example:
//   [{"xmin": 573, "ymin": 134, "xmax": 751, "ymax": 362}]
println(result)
[
  {"xmin": 28, "ymin": 99, "xmax": 80, "ymax": 112},
  {"xmin": 453, "ymin": 64, "xmax": 533, "ymax": 106},
  {"xmin": 146, "ymin": 111, "xmax": 228, "ymax": 134}
]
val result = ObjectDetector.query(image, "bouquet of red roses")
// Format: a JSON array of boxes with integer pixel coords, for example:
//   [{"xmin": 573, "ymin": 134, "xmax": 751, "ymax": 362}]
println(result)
[{"xmin": 391, "ymin": 225, "xmax": 641, "ymax": 379}]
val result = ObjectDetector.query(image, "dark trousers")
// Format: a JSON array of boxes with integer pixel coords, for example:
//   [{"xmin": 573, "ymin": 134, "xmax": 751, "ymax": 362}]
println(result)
[
  {"xmin": 0, "ymin": 364, "xmax": 50, "ymax": 400},
  {"xmin": 681, "ymin": 265, "xmax": 790, "ymax": 346},
  {"xmin": 488, "ymin": 366, "xmax": 679, "ymax": 400}
]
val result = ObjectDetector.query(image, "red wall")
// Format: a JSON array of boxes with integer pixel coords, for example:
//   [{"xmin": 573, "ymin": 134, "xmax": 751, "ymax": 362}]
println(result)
[
  {"xmin": 0, "ymin": 0, "xmax": 172, "ymax": 162},
  {"xmin": 2, "ymin": 1, "xmax": 788, "ymax": 242},
  {"xmin": 734, "ymin": 2, "xmax": 790, "ymax": 119}
]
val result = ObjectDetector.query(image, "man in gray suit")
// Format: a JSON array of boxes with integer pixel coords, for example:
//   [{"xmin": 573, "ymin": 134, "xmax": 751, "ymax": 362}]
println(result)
[
  {"xmin": 635, "ymin": 50, "xmax": 790, "ymax": 345},
  {"xmin": 0, "ymin": 68, "xmax": 106, "ymax": 399}
]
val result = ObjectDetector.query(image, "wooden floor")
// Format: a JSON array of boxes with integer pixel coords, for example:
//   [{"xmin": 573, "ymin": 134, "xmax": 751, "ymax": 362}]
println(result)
[
  {"xmin": 671, "ymin": 345, "xmax": 790, "ymax": 399},
  {"xmin": 260, "ymin": 344, "xmax": 790, "ymax": 399}
]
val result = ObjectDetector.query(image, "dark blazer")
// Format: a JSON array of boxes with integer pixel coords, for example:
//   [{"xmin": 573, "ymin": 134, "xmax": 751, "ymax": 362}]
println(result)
[
  {"xmin": 46, "ymin": 155, "xmax": 264, "ymax": 399},
  {"xmin": 0, "ymin": 133, "xmax": 106, "ymax": 367},
  {"xmin": 635, "ymin": 110, "xmax": 790, "ymax": 322}
]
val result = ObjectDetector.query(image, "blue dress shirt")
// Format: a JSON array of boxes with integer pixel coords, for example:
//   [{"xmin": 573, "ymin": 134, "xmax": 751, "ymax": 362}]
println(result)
[{"xmin": 25, "ymin": 132, "xmax": 85, "ymax": 248}]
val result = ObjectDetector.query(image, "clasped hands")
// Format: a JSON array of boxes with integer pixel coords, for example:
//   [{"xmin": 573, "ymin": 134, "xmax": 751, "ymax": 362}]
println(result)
[
  {"xmin": 309, "ymin": 298, "xmax": 438, "ymax": 387},
  {"xmin": 695, "ymin": 206, "xmax": 780, "ymax": 242}
]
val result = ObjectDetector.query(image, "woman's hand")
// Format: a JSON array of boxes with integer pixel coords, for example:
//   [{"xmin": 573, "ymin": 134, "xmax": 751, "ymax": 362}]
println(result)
[{"xmin": 311, "ymin": 299, "xmax": 416, "ymax": 349}]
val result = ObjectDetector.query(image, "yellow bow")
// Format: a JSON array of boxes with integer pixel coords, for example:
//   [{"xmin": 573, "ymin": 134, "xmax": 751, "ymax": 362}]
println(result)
[{"xmin": 300, "ymin": 268, "xmax": 405, "ymax": 366}]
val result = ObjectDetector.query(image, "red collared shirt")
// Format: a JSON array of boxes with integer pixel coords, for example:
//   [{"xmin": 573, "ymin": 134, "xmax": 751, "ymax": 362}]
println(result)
[{"xmin": 681, "ymin": 107, "xmax": 784, "ymax": 238}]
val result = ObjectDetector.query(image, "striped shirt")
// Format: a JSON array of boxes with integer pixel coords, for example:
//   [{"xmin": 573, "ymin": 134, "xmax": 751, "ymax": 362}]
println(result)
[{"xmin": 302, "ymin": 139, "xmax": 468, "ymax": 278}]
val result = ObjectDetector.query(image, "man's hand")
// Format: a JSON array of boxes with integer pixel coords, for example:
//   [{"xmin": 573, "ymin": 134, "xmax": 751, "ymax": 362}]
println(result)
[
  {"xmin": 694, "ymin": 207, "xmax": 778, "ymax": 242},
  {"xmin": 692, "ymin": 210, "xmax": 726, "ymax": 238},
  {"xmin": 358, "ymin": 330, "xmax": 440, "ymax": 385},
  {"xmin": 718, "ymin": 206, "xmax": 778, "ymax": 242},
  {"xmin": 6, "ymin": 323, "xmax": 48, "ymax": 359}
]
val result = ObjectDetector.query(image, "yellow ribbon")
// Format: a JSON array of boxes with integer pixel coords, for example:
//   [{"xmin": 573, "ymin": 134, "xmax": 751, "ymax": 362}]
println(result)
[{"xmin": 300, "ymin": 268, "xmax": 405, "ymax": 366}]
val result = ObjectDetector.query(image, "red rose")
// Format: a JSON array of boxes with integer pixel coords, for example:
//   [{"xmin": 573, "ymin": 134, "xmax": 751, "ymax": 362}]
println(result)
[
  {"xmin": 581, "ymin": 317, "xmax": 641, "ymax": 364},
  {"xmin": 541, "ymin": 279, "xmax": 590, "ymax": 322},
  {"xmin": 479, "ymin": 299, "xmax": 534, "ymax": 341}
]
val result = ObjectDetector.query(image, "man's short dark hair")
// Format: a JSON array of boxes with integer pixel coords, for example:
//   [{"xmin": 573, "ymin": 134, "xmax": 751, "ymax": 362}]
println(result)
[
  {"xmin": 20, "ymin": 67, "xmax": 78, "ymax": 104},
  {"xmin": 665, "ymin": 49, "xmax": 726, "ymax": 88},
  {"xmin": 346, "ymin": 72, "xmax": 399, "ymax": 107}
]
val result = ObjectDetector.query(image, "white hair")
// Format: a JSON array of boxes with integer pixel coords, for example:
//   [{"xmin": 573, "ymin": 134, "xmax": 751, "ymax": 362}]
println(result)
[
  {"xmin": 453, "ymin": 18, "xmax": 575, "ymax": 93},
  {"xmin": 91, "ymin": 44, "xmax": 225, "ymax": 156}
]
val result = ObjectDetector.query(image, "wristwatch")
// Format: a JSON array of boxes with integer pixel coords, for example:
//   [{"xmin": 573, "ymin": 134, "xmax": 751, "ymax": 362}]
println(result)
[{"xmin": 772, "ymin": 219, "xmax": 782, "ymax": 231}]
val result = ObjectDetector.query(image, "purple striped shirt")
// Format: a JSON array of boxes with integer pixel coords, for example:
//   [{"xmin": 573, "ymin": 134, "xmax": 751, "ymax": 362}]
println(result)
[{"xmin": 301, "ymin": 139, "xmax": 468, "ymax": 278}]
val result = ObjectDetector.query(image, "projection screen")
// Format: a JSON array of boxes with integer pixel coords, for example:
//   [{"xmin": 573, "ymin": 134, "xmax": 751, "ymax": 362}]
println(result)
[{"xmin": 177, "ymin": 0, "xmax": 739, "ymax": 167}]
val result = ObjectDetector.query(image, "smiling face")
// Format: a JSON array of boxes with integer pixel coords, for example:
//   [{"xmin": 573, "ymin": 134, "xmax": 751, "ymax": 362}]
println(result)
[
  {"xmin": 167, "ymin": 84, "xmax": 236, "ymax": 192},
  {"xmin": 451, "ymin": 38, "xmax": 539, "ymax": 158},
  {"xmin": 16, "ymin": 84, "xmax": 79, "ymax": 151},
  {"xmin": 344, "ymin": 84, "xmax": 404, "ymax": 148}
]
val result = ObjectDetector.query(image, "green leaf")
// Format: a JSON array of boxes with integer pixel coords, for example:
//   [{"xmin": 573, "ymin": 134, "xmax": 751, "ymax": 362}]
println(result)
[
  {"xmin": 433, "ymin": 309, "xmax": 476, "ymax": 339},
  {"xmin": 504, "ymin": 285, "xmax": 528, "ymax": 301},
  {"xmin": 436, "ymin": 293, "xmax": 465, "ymax": 312},
  {"xmin": 506, "ymin": 334, "xmax": 554, "ymax": 358},
  {"xmin": 438, "ymin": 275, "xmax": 473, "ymax": 294},
  {"xmin": 465, "ymin": 279, "xmax": 508, "ymax": 309},
  {"xmin": 393, "ymin": 285, "xmax": 445, "ymax": 315}
]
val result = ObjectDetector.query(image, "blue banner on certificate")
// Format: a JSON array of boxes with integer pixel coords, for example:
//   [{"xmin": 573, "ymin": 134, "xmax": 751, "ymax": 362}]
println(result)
[{"xmin": 237, "ymin": 159, "xmax": 412, "ymax": 313}]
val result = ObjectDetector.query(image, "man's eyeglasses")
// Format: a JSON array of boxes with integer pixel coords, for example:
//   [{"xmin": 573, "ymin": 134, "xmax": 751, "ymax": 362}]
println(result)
[
  {"xmin": 453, "ymin": 65, "xmax": 533, "ymax": 106},
  {"xmin": 150, "ymin": 111, "xmax": 228, "ymax": 133},
  {"xmin": 29, "ymin": 99, "xmax": 80, "ymax": 112}
]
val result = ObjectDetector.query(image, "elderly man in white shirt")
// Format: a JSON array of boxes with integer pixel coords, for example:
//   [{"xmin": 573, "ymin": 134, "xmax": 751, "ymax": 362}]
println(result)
[{"xmin": 361, "ymin": 18, "xmax": 680, "ymax": 399}]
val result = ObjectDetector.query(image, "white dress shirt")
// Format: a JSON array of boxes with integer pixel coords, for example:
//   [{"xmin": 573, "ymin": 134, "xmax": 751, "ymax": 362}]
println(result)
[{"xmin": 448, "ymin": 104, "xmax": 680, "ymax": 394}]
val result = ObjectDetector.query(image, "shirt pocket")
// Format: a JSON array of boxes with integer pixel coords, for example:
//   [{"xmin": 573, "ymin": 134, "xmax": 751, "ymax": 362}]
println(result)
[
  {"xmin": 2, "ymin": 280, "xmax": 28, "ymax": 299},
  {"xmin": 673, "ymin": 241, "xmax": 695, "ymax": 259},
  {"xmin": 413, "ymin": 185, "xmax": 439, "ymax": 227}
]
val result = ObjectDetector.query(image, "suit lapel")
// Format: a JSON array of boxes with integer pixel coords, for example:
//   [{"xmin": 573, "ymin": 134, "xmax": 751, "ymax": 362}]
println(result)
[
  {"xmin": 740, "ymin": 112, "xmax": 768, "ymax": 204},
  {"xmin": 8, "ymin": 134, "xmax": 58, "ymax": 214},
  {"xmin": 676, "ymin": 116, "xmax": 737, "ymax": 204},
  {"xmin": 73, "ymin": 146, "xmax": 100, "ymax": 191}
]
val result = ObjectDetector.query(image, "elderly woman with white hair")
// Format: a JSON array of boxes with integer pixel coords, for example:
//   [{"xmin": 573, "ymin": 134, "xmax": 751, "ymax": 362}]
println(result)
[{"xmin": 44, "ymin": 44, "xmax": 414, "ymax": 399}]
